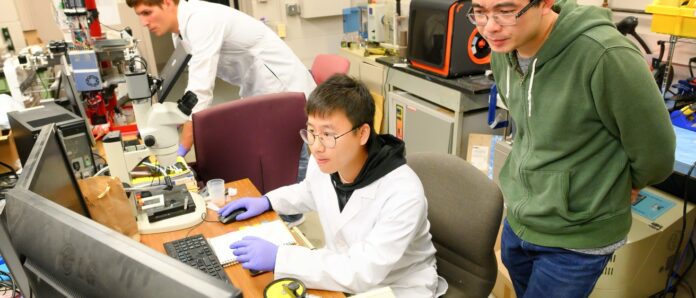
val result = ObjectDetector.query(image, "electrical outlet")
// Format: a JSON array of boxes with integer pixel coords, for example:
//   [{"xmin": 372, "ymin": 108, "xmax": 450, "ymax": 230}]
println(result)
[{"xmin": 285, "ymin": 3, "xmax": 300, "ymax": 16}]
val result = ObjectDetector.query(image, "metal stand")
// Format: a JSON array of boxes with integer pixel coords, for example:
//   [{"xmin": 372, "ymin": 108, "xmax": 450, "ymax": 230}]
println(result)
[{"xmin": 661, "ymin": 35, "xmax": 679, "ymax": 97}]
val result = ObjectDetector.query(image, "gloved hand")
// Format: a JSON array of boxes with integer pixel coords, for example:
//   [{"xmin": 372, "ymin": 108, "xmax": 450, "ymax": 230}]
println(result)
[
  {"xmin": 230, "ymin": 236, "xmax": 279, "ymax": 272},
  {"xmin": 218, "ymin": 196, "xmax": 270, "ymax": 221},
  {"xmin": 177, "ymin": 144, "xmax": 189, "ymax": 157}
]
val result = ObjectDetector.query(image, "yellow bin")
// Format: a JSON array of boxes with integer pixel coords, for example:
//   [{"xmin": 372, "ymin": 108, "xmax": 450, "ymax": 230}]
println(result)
[{"xmin": 645, "ymin": 3, "xmax": 696, "ymax": 38}]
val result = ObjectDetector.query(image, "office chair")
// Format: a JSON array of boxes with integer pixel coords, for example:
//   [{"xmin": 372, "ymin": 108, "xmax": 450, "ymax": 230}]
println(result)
[
  {"xmin": 192, "ymin": 92, "xmax": 307, "ymax": 194},
  {"xmin": 407, "ymin": 152, "xmax": 503, "ymax": 298},
  {"xmin": 310, "ymin": 54, "xmax": 350, "ymax": 85}
]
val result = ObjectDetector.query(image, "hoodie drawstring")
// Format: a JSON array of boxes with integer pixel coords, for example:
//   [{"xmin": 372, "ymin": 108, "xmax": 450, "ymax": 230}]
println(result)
[
  {"xmin": 527, "ymin": 58, "xmax": 537, "ymax": 117},
  {"xmin": 506, "ymin": 58, "xmax": 537, "ymax": 118},
  {"xmin": 505, "ymin": 66, "xmax": 510, "ymax": 98}
]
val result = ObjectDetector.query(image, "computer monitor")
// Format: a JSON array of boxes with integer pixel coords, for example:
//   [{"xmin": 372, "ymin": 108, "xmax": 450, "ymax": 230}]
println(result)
[
  {"xmin": 157, "ymin": 42, "xmax": 191, "ymax": 103},
  {"xmin": 14, "ymin": 123, "xmax": 90, "ymax": 217},
  {"xmin": 1, "ymin": 125, "xmax": 241, "ymax": 297}
]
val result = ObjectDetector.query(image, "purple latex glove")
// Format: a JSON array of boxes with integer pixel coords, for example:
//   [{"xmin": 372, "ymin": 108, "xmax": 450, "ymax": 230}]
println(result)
[
  {"xmin": 177, "ymin": 144, "xmax": 189, "ymax": 157},
  {"xmin": 218, "ymin": 196, "xmax": 270, "ymax": 221},
  {"xmin": 230, "ymin": 236, "xmax": 278, "ymax": 271}
]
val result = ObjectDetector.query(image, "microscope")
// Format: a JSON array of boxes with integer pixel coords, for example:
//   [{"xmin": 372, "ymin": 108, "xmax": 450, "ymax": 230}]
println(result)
[{"xmin": 102, "ymin": 61, "xmax": 206, "ymax": 234}]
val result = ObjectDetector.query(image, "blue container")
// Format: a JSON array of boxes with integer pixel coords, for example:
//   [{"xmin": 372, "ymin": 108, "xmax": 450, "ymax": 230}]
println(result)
[
  {"xmin": 0, "ymin": 256, "xmax": 10, "ymax": 281},
  {"xmin": 343, "ymin": 7, "xmax": 361, "ymax": 33}
]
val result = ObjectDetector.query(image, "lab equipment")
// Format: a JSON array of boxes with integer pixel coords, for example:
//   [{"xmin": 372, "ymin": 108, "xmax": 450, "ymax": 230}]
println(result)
[
  {"xmin": 8, "ymin": 102, "xmax": 95, "ymax": 179},
  {"xmin": 103, "ymin": 56, "xmax": 204, "ymax": 234},
  {"xmin": 671, "ymin": 102, "xmax": 696, "ymax": 132},
  {"xmin": 104, "ymin": 51, "xmax": 198, "ymax": 185},
  {"xmin": 207, "ymin": 178, "xmax": 226, "ymax": 206},
  {"xmin": 407, "ymin": 0, "xmax": 490, "ymax": 78},
  {"xmin": 137, "ymin": 185, "xmax": 197, "ymax": 222},
  {"xmin": 367, "ymin": 3, "xmax": 387, "ymax": 43},
  {"xmin": 218, "ymin": 196, "xmax": 271, "ymax": 221},
  {"xmin": 591, "ymin": 187, "xmax": 696, "ymax": 297},
  {"xmin": 163, "ymin": 234, "xmax": 232, "ymax": 283},
  {"xmin": 264, "ymin": 278, "xmax": 308, "ymax": 298}
]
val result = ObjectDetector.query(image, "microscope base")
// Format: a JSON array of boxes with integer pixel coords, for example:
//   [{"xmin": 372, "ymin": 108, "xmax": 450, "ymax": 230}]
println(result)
[{"xmin": 136, "ymin": 191, "xmax": 205, "ymax": 234}]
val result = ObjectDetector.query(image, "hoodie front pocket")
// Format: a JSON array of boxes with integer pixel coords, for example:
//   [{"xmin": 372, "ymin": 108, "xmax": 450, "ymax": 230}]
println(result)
[{"xmin": 516, "ymin": 169, "xmax": 592, "ymax": 232}]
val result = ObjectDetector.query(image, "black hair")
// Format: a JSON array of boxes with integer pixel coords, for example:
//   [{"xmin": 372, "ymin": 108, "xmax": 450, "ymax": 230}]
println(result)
[{"xmin": 306, "ymin": 74, "xmax": 375, "ymax": 131}]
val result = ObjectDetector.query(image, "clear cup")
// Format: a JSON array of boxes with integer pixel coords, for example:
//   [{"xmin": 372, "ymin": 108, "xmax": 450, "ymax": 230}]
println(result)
[{"xmin": 206, "ymin": 178, "xmax": 226, "ymax": 207}]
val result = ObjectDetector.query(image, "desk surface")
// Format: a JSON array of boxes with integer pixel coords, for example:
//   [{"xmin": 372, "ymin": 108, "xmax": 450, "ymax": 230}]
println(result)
[
  {"xmin": 140, "ymin": 178, "xmax": 344, "ymax": 297},
  {"xmin": 376, "ymin": 56, "xmax": 493, "ymax": 94}
]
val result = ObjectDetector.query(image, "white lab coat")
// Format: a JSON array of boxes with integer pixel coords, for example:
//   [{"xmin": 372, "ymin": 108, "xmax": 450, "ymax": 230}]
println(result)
[
  {"xmin": 266, "ymin": 157, "xmax": 447, "ymax": 297},
  {"xmin": 175, "ymin": 0, "xmax": 316, "ymax": 113}
]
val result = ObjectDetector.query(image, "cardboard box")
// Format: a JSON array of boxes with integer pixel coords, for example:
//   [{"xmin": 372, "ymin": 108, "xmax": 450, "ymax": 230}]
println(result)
[
  {"xmin": 467, "ymin": 133, "xmax": 494, "ymax": 175},
  {"xmin": 0, "ymin": 129, "xmax": 20, "ymax": 174}
]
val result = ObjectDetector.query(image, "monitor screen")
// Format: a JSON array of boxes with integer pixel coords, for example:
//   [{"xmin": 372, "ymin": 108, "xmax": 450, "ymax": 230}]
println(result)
[
  {"xmin": 157, "ymin": 42, "xmax": 191, "ymax": 103},
  {"xmin": 2, "ymin": 125, "xmax": 241, "ymax": 297},
  {"xmin": 16, "ymin": 124, "xmax": 90, "ymax": 217},
  {"xmin": 3, "ymin": 187, "xmax": 241, "ymax": 297}
]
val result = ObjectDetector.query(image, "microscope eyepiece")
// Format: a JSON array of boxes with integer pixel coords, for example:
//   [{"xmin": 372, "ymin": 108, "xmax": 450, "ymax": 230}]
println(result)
[{"xmin": 177, "ymin": 91, "xmax": 198, "ymax": 116}]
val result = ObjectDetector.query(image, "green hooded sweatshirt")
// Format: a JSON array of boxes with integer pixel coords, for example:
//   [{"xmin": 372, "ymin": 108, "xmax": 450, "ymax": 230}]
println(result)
[{"xmin": 491, "ymin": 0, "xmax": 676, "ymax": 249}]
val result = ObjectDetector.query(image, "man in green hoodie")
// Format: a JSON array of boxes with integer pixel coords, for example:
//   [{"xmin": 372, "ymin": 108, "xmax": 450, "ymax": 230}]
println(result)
[{"xmin": 469, "ymin": 0, "xmax": 676, "ymax": 296}]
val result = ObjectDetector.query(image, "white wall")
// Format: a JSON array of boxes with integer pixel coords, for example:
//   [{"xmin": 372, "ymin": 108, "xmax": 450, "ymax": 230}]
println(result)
[
  {"xmin": 240, "ymin": 0, "xmax": 344, "ymax": 67},
  {"xmin": 239, "ymin": 0, "xmax": 411, "ymax": 67},
  {"xmin": 0, "ymin": 0, "xmax": 26, "ymax": 50},
  {"xmin": 13, "ymin": 0, "xmax": 34, "ymax": 31}
]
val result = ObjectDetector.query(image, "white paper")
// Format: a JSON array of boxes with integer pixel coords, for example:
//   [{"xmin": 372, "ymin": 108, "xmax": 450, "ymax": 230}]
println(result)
[
  {"xmin": 208, "ymin": 220, "xmax": 296, "ymax": 265},
  {"xmin": 470, "ymin": 145, "xmax": 490, "ymax": 173}
]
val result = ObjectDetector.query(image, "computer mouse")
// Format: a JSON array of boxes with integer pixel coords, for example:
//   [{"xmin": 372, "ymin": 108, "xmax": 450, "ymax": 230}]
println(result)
[{"xmin": 218, "ymin": 208, "xmax": 247, "ymax": 224}]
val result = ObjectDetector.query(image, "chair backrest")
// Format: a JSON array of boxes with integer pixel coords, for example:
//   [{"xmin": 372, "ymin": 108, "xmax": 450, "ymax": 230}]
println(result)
[
  {"xmin": 192, "ymin": 92, "xmax": 307, "ymax": 194},
  {"xmin": 407, "ymin": 152, "xmax": 503, "ymax": 298},
  {"xmin": 310, "ymin": 54, "xmax": 350, "ymax": 85}
]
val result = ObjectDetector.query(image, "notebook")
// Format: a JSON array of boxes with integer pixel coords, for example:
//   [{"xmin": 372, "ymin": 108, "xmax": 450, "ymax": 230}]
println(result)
[{"xmin": 208, "ymin": 220, "xmax": 297, "ymax": 266}]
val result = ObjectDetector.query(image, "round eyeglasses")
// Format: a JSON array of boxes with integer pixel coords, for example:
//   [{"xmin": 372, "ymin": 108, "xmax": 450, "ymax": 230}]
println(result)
[{"xmin": 299, "ymin": 125, "xmax": 362, "ymax": 149}]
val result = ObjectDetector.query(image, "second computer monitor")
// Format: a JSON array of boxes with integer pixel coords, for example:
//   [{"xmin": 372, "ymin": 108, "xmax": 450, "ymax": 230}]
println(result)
[{"xmin": 157, "ymin": 42, "xmax": 192, "ymax": 103}]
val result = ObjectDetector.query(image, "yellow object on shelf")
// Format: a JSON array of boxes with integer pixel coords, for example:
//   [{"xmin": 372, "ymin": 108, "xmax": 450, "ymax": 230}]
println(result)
[{"xmin": 645, "ymin": 2, "xmax": 696, "ymax": 38}]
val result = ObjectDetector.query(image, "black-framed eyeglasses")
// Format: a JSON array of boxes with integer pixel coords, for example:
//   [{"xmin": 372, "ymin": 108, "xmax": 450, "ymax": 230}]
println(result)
[
  {"xmin": 299, "ymin": 124, "xmax": 363, "ymax": 149},
  {"xmin": 467, "ymin": 0, "xmax": 540, "ymax": 27}
]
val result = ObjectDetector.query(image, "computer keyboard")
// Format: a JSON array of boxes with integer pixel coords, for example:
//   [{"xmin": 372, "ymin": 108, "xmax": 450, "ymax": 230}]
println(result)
[{"xmin": 163, "ymin": 234, "xmax": 231, "ymax": 283}]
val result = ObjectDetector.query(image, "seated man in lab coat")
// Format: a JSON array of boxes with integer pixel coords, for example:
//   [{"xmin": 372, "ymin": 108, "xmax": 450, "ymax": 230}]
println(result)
[{"xmin": 218, "ymin": 74, "xmax": 447, "ymax": 296}]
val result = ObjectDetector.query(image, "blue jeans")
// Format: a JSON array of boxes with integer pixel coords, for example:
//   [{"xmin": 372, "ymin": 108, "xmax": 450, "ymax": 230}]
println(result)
[
  {"xmin": 501, "ymin": 220, "xmax": 611, "ymax": 298},
  {"xmin": 279, "ymin": 145, "xmax": 309, "ymax": 223}
]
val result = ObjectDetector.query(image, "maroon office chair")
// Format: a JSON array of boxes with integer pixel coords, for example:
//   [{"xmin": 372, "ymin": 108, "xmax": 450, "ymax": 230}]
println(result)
[
  {"xmin": 192, "ymin": 92, "xmax": 307, "ymax": 194},
  {"xmin": 310, "ymin": 54, "xmax": 350, "ymax": 85}
]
